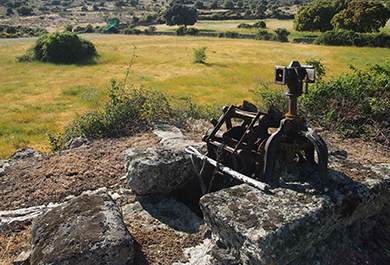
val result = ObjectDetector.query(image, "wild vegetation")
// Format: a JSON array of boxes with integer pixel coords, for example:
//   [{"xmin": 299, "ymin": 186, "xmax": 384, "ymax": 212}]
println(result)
[
  {"xmin": 17, "ymin": 31, "xmax": 98, "ymax": 63},
  {"xmin": 294, "ymin": 0, "xmax": 390, "ymax": 33},
  {"xmin": 0, "ymin": 0, "xmax": 390, "ymax": 158},
  {"xmin": 256, "ymin": 59, "xmax": 390, "ymax": 148},
  {"xmin": 1, "ymin": 32, "xmax": 390, "ymax": 159},
  {"xmin": 47, "ymin": 78, "xmax": 220, "ymax": 151}
]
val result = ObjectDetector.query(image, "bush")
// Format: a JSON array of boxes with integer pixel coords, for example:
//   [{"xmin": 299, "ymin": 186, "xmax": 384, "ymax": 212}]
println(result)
[
  {"xmin": 300, "ymin": 63, "xmax": 390, "ymax": 142},
  {"xmin": 74, "ymin": 24, "xmax": 94, "ymax": 33},
  {"xmin": 64, "ymin": 24, "xmax": 73, "ymax": 32},
  {"xmin": 48, "ymin": 79, "xmax": 220, "ymax": 151},
  {"xmin": 121, "ymin": 27, "xmax": 141, "ymax": 35},
  {"xmin": 303, "ymin": 58, "xmax": 326, "ymax": 80},
  {"xmin": 18, "ymin": 31, "xmax": 98, "ymax": 64},
  {"xmin": 274, "ymin": 28, "xmax": 290, "ymax": 42},
  {"xmin": 255, "ymin": 62, "xmax": 390, "ymax": 146},
  {"xmin": 253, "ymin": 20, "xmax": 266, "ymax": 28},
  {"xmin": 218, "ymin": 31, "xmax": 239, "ymax": 38},
  {"xmin": 237, "ymin": 23, "xmax": 251, "ymax": 28},
  {"xmin": 16, "ymin": 5, "xmax": 33, "ymax": 16},
  {"xmin": 256, "ymin": 29, "xmax": 276, "ymax": 41},
  {"xmin": 175, "ymin": 26, "xmax": 199, "ymax": 36},
  {"xmin": 315, "ymin": 30, "xmax": 390, "ymax": 48},
  {"xmin": 192, "ymin": 46, "xmax": 207, "ymax": 64}
]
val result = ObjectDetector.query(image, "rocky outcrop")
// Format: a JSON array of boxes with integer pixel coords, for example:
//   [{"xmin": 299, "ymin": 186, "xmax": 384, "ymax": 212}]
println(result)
[
  {"xmin": 63, "ymin": 135, "xmax": 91, "ymax": 150},
  {"xmin": 200, "ymin": 158, "xmax": 390, "ymax": 265},
  {"xmin": 30, "ymin": 189, "xmax": 134, "ymax": 265},
  {"xmin": 0, "ymin": 159, "xmax": 9, "ymax": 177},
  {"xmin": 125, "ymin": 124, "xmax": 206, "ymax": 195},
  {"xmin": 0, "ymin": 203, "xmax": 61, "ymax": 231}
]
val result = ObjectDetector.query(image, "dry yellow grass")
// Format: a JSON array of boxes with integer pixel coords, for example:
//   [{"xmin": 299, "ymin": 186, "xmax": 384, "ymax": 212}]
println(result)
[{"xmin": 1, "ymin": 34, "xmax": 390, "ymax": 158}]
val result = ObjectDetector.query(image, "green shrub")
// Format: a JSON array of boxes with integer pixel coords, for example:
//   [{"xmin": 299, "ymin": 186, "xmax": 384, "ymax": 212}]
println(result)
[
  {"xmin": 274, "ymin": 28, "xmax": 290, "ymax": 42},
  {"xmin": 256, "ymin": 29, "xmax": 276, "ymax": 41},
  {"xmin": 254, "ymin": 62, "xmax": 390, "ymax": 146},
  {"xmin": 48, "ymin": 79, "xmax": 220, "ymax": 151},
  {"xmin": 186, "ymin": 27, "xmax": 199, "ymax": 36},
  {"xmin": 315, "ymin": 30, "xmax": 390, "ymax": 48},
  {"xmin": 300, "ymin": 63, "xmax": 390, "ymax": 142},
  {"xmin": 218, "ymin": 31, "xmax": 239, "ymax": 38},
  {"xmin": 254, "ymin": 78, "xmax": 289, "ymax": 113},
  {"xmin": 253, "ymin": 20, "xmax": 266, "ymax": 28},
  {"xmin": 121, "ymin": 27, "xmax": 142, "ymax": 35},
  {"xmin": 18, "ymin": 31, "xmax": 98, "ymax": 64},
  {"xmin": 192, "ymin": 46, "xmax": 207, "ymax": 64},
  {"xmin": 64, "ymin": 24, "xmax": 73, "ymax": 32},
  {"xmin": 303, "ymin": 58, "xmax": 326, "ymax": 80},
  {"xmin": 237, "ymin": 23, "xmax": 251, "ymax": 28},
  {"xmin": 175, "ymin": 26, "xmax": 199, "ymax": 36}
]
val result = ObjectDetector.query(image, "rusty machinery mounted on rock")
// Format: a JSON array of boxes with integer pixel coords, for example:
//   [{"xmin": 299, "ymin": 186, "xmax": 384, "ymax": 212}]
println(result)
[{"xmin": 185, "ymin": 61, "xmax": 328, "ymax": 192}]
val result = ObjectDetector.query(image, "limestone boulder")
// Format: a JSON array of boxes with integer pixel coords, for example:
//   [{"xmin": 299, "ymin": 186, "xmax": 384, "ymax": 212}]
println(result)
[
  {"xmin": 0, "ymin": 203, "xmax": 61, "ymax": 231},
  {"xmin": 9, "ymin": 147, "xmax": 41, "ymax": 161},
  {"xmin": 63, "ymin": 135, "xmax": 91, "ymax": 150},
  {"xmin": 0, "ymin": 159, "xmax": 9, "ymax": 177},
  {"xmin": 200, "ymin": 161, "xmax": 390, "ymax": 265},
  {"xmin": 125, "ymin": 124, "xmax": 206, "ymax": 195},
  {"xmin": 30, "ymin": 190, "xmax": 134, "ymax": 265}
]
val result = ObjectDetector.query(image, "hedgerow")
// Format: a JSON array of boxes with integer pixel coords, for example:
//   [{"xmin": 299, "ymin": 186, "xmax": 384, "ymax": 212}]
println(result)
[{"xmin": 315, "ymin": 30, "xmax": 390, "ymax": 48}]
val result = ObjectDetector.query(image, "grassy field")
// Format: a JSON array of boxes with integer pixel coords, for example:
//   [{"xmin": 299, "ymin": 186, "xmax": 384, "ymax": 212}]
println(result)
[{"xmin": 1, "ymin": 31, "xmax": 390, "ymax": 159}]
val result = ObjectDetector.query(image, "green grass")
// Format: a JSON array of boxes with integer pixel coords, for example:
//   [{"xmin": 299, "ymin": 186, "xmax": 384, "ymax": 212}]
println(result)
[{"xmin": 1, "ymin": 33, "xmax": 390, "ymax": 158}]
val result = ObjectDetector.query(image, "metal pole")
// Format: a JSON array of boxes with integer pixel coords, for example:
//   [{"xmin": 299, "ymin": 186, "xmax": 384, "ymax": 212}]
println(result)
[{"xmin": 184, "ymin": 146, "xmax": 270, "ymax": 192}]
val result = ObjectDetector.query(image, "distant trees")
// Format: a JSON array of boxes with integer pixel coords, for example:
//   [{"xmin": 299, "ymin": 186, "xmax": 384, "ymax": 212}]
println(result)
[
  {"xmin": 223, "ymin": 0, "xmax": 235, "ymax": 9},
  {"xmin": 210, "ymin": 0, "xmax": 219, "ymax": 9},
  {"xmin": 194, "ymin": 1, "xmax": 205, "ymax": 9},
  {"xmin": 294, "ymin": 0, "xmax": 390, "ymax": 33},
  {"xmin": 293, "ymin": 0, "xmax": 337, "ymax": 32},
  {"xmin": 163, "ymin": 4, "xmax": 198, "ymax": 27},
  {"xmin": 331, "ymin": 1, "xmax": 390, "ymax": 33},
  {"xmin": 274, "ymin": 28, "xmax": 290, "ymax": 42},
  {"xmin": 16, "ymin": 5, "xmax": 33, "ymax": 16}
]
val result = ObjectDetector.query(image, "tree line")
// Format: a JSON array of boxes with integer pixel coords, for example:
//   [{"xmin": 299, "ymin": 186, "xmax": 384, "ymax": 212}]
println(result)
[{"xmin": 294, "ymin": 0, "xmax": 390, "ymax": 33}]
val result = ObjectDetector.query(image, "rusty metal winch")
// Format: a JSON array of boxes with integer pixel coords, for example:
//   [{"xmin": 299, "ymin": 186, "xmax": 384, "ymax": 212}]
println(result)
[{"xmin": 186, "ymin": 61, "xmax": 328, "ymax": 191}]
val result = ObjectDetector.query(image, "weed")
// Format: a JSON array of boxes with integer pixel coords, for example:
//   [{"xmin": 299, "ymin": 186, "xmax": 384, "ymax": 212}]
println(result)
[
  {"xmin": 192, "ymin": 46, "xmax": 207, "ymax": 64},
  {"xmin": 49, "ymin": 80, "xmax": 220, "ymax": 151}
]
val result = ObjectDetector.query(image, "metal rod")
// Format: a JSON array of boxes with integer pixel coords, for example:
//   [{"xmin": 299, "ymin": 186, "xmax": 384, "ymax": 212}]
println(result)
[{"xmin": 184, "ymin": 146, "xmax": 270, "ymax": 192}]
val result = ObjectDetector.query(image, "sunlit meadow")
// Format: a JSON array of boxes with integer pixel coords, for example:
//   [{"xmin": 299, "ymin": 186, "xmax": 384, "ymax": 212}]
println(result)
[{"xmin": 1, "ymin": 26, "xmax": 390, "ymax": 158}]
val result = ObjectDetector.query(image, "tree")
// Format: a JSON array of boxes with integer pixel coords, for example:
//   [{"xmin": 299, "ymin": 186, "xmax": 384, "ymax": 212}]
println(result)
[
  {"xmin": 6, "ymin": 7, "xmax": 14, "ymax": 16},
  {"xmin": 255, "ymin": 3, "xmax": 267, "ymax": 15},
  {"xmin": 223, "ymin": 0, "xmax": 234, "ymax": 9},
  {"xmin": 163, "ymin": 4, "xmax": 198, "ymax": 27},
  {"xmin": 210, "ymin": 1, "xmax": 219, "ymax": 9},
  {"xmin": 194, "ymin": 1, "xmax": 205, "ymax": 9},
  {"xmin": 331, "ymin": 1, "xmax": 390, "ymax": 33},
  {"xmin": 293, "ymin": 0, "xmax": 337, "ymax": 32},
  {"xmin": 274, "ymin": 28, "xmax": 290, "ymax": 42},
  {"xmin": 253, "ymin": 20, "xmax": 266, "ymax": 28},
  {"xmin": 16, "ymin": 5, "xmax": 33, "ymax": 16}
]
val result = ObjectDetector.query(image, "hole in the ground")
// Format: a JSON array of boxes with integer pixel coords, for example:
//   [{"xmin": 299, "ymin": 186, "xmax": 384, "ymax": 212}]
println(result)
[{"xmin": 170, "ymin": 164, "xmax": 240, "ymax": 218}]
